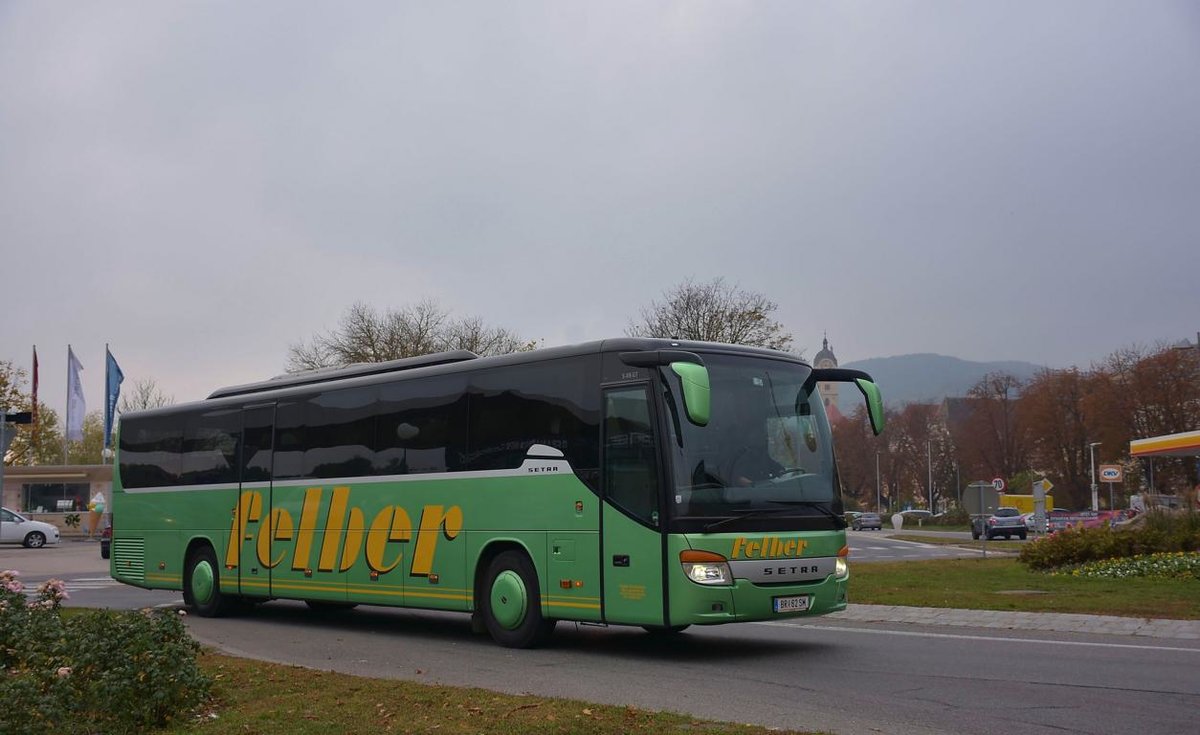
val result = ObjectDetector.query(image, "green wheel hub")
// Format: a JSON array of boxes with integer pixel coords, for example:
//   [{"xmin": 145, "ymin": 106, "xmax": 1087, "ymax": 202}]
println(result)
[
  {"xmin": 489, "ymin": 570, "xmax": 528, "ymax": 630},
  {"xmin": 191, "ymin": 560, "xmax": 215, "ymax": 604}
]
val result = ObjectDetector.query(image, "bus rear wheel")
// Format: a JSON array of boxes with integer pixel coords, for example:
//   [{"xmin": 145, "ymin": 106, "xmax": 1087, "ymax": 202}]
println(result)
[
  {"xmin": 186, "ymin": 546, "xmax": 234, "ymax": 617},
  {"xmin": 482, "ymin": 550, "xmax": 555, "ymax": 648}
]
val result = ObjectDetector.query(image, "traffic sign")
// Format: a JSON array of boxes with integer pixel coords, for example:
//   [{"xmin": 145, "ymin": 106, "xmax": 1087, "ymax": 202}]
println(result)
[
  {"xmin": 1099, "ymin": 465, "xmax": 1123, "ymax": 482},
  {"xmin": 992, "ymin": 477, "xmax": 1006, "ymax": 492}
]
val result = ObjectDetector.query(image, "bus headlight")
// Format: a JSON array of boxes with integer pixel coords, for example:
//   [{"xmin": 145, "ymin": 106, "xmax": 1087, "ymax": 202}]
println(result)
[
  {"xmin": 836, "ymin": 544, "xmax": 850, "ymax": 578},
  {"xmin": 680, "ymin": 550, "xmax": 733, "ymax": 586}
]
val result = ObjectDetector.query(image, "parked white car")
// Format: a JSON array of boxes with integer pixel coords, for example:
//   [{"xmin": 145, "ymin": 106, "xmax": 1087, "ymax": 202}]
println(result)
[{"xmin": 0, "ymin": 507, "xmax": 61, "ymax": 548}]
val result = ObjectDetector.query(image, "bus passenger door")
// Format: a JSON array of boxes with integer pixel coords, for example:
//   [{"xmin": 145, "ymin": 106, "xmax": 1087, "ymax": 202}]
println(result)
[
  {"xmin": 236, "ymin": 405, "xmax": 275, "ymax": 599},
  {"xmin": 600, "ymin": 386, "xmax": 665, "ymax": 626}
]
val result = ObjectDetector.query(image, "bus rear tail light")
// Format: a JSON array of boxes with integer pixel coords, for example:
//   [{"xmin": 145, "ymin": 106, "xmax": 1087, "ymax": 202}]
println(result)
[{"xmin": 680, "ymin": 550, "xmax": 732, "ymax": 586}]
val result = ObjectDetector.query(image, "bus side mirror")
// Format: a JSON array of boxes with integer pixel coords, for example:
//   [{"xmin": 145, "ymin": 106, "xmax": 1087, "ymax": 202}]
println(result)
[
  {"xmin": 670, "ymin": 362, "xmax": 710, "ymax": 427},
  {"xmin": 854, "ymin": 378, "xmax": 885, "ymax": 436},
  {"xmin": 619, "ymin": 350, "xmax": 710, "ymax": 427},
  {"xmin": 807, "ymin": 368, "xmax": 886, "ymax": 436}
]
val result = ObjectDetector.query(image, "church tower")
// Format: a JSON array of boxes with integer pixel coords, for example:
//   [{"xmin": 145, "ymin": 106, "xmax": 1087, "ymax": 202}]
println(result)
[{"xmin": 813, "ymin": 333, "xmax": 839, "ymax": 411}]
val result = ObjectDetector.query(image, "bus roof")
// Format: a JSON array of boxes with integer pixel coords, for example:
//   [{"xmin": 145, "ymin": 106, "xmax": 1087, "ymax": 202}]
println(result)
[{"xmin": 125, "ymin": 338, "xmax": 808, "ymax": 421}]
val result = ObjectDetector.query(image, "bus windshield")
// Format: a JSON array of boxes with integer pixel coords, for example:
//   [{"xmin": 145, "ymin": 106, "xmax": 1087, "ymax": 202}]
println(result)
[{"xmin": 663, "ymin": 354, "xmax": 841, "ymax": 524}]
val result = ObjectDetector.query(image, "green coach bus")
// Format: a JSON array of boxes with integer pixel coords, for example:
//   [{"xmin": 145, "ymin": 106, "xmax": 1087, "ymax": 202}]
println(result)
[{"xmin": 111, "ymin": 338, "xmax": 884, "ymax": 647}]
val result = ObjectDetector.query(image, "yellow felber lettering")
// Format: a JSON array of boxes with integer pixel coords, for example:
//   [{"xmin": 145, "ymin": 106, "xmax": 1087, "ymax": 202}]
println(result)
[
  {"xmin": 292, "ymin": 487, "xmax": 323, "ymax": 571},
  {"xmin": 340, "ymin": 506, "xmax": 365, "ymax": 572},
  {"xmin": 225, "ymin": 491, "xmax": 263, "ymax": 568},
  {"xmin": 365, "ymin": 505, "xmax": 412, "ymax": 573},
  {"xmin": 730, "ymin": 536, "xmax": 807, "ymax": 560},
  {"xmin": 257, "ymin": 508, "xmax": 294, "ymax": 569},
  {"xmin": 731, "ymin": 537, "xmax": 748, "ymax": 559},
  {"xmin": 411, "ymin": 505, "xmax": 463, "ymax": 577},
  {"xmin": 318, "ymin": 487, "xmax": 352, "ymax": 573}
]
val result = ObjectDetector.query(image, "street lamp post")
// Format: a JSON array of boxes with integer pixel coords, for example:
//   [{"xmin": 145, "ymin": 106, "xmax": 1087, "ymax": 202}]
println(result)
[
  {"xmin": 1089, "ymin": 441, "xmax": 1102, "ymax": 511},
  {"xmin": 927, "ymin": 439, "xmax": 933, "ymax": 514},
  {"xmin": 875, "ymin": 451, "xmax": 881, "ymax": 514}
]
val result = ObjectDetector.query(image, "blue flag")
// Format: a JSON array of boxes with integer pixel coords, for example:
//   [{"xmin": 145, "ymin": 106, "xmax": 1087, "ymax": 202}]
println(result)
[{"xmin": 104, "ymin": 347, "xmax": 125, "ymax": 450}]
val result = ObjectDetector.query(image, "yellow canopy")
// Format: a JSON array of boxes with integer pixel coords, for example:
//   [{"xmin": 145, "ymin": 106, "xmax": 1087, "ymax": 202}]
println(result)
[{"xmin": 1130, "ymin": 430, "xmax": 1200, "ymax": 458}]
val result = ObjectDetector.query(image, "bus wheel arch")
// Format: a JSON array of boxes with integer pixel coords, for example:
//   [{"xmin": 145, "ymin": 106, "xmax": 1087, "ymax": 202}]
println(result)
[{"xmin": 475, "ymin": 544, "xmax": 555, "ymax": 648}]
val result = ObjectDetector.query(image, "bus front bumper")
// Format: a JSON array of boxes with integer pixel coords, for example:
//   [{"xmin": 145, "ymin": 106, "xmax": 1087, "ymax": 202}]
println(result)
[{"xmin": 670, "ymin": 573, "xmax": 849, "ymax": 625}]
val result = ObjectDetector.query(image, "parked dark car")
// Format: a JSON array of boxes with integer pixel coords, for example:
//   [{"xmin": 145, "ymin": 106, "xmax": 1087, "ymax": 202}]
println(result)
[
  {"xmin": 972, "ymin": 507, "xmax": 1027, "ymax": 540},
  {"xmin": 100, "ymin": 516, "xmax": 111, "ymax": 559},
  {"xmin": 852, "ymin": 512, "xmax": 883, "ymax": 531}
]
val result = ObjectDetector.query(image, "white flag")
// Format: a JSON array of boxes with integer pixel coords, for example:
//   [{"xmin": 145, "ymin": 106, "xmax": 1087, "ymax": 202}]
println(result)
[{"xmin": 67, "ymin": 346, "xmax": 86, "ymax": 442}]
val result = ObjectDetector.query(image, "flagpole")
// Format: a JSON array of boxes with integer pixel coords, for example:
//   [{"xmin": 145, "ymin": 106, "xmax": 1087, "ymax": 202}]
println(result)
[
  {"xmin": 104, "ymin": 343, "xmax": 110, "ymax": 465},
  {"xmin": 31, "ymin": 345, "xmax": 38, "ymax": 465},
  {"xmin": 63, "ymin": 344, "xmax": 70, "ymax": 464}
]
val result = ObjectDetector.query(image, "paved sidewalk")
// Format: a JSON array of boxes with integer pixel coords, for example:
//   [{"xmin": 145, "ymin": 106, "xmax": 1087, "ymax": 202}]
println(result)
[{"xmin": 826, "ymin": 604, "xmax": 1200, "ymax": 640}]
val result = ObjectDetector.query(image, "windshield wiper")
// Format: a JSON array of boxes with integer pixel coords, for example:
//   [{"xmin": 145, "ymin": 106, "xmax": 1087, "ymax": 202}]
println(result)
[
  {"xmin": 786, "ymin": 501, "xmax": 848, "ymax": 528},
  {"xmin": 701, "ymin": 501, "xmax": 847, "ymax": 533},
  {"xmin": 702, "ymin": 507, "xmax": 795, "ymax": 533}
]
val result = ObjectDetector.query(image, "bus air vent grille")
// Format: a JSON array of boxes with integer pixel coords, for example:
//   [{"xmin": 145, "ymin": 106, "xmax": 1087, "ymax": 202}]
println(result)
[{"xmin": 112, "ymin": 538, "xmax": 146, "ymax": 583}]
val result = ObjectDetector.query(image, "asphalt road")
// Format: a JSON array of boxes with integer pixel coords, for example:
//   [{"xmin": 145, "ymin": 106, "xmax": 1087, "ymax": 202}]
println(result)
[
  {"xmin": 847, "ymin": 529, "xmax": 1005, "ymax": 561},
  {"xmin": 8, "ymin": 540, "xmax": 1199, "ymax": 735},
  {"xmin": 181, "ymin": 602, "xmax": 1200, "ymax": 735}
]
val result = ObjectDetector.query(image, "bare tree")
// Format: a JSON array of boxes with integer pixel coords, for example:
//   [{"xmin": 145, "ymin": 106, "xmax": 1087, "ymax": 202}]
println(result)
[
  {"xmin": 118, "ymin": 378, "xmax": 175, "ymax": 412},
  {"xmin": 626, "ymin": 278, "xmax": 796, "ymax": 352},
  {"xmin": 441, "ymin": 315, "xmax": 534, "ymax": 355},
  {"xmin": 287, "ymin": 300, "xmax": 532, "ymax": 372},
  {"xmin": 961, "ymin": 372, "xmax": 1028, "ymax": 481}
]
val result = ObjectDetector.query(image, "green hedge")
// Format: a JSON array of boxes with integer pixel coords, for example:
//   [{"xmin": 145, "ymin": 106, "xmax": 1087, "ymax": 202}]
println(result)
[
  {"xmin": 1019, "ymin": 511, "xmax": 1200, "ymax": 571},
  {"xmin": 0, "ymin": 571, "xmax": 211, "ymax": 735}
]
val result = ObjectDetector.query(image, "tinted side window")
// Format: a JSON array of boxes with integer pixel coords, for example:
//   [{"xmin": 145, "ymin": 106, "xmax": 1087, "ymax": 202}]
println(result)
[
  {"xmin": 604, "ymin": 386, "xmax": 660, "ymax": 525},
  {"xmin": 181, "ymin": 408, "xmax": 241, "ymax": 485},
  {"xmin": 375, "ymin": 375, "xmax": 468, "ymax": 475},
  {"xmin": 118, "ymin": 414, "xmax": 183, "ymax": 488},
  {"xmin": 466, "ymin": 358, "xmax": 600, "ymax": 481},
  {"xmin": 241, "ymin": 406, "xmax": 274, "ymax": 482},
  {"xmin": 273, "ymin": 399, "xmax": 306, "ymax": 480},
  {"xmin": 305, "ymin": 387, "xmax": 377, "ymax": 478}
]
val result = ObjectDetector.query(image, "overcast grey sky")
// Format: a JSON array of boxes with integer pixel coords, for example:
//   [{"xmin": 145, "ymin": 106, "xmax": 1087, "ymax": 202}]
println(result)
[{"xmin": 2, "ymin": 1, "xmax": 1198, "ymax": 416}]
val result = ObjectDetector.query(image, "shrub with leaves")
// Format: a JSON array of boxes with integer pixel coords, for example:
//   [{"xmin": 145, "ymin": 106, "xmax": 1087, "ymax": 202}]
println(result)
[
  {"xmin": 0, "ymin": 571, "xmax": 211, "ymax": 735},
  {"xmin": 1054, "ymin": 551, "xmax": 1200, "ymax": 580},
  {"xmin": 1019, "ymin": 511, "xmax": 1200, "ymax": 571}
]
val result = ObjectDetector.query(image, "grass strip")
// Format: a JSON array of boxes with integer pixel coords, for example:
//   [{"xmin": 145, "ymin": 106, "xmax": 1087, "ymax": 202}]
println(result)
[
  {"xmin": 849, "ymin": 557, "xmax": 1200, "ymax": 619},
  {"xmin": 171, "ymin": 652, "xmax": 820, "ymax": 735}
]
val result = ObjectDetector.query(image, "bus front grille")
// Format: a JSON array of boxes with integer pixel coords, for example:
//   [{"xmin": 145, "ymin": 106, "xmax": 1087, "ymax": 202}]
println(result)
[{"xmin": 112, "ymin": 538, "xmax": 146, "ymax": 583}]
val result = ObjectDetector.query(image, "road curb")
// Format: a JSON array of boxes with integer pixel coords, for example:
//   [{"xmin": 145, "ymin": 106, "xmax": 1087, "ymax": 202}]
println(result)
[{"xmin": 828, "ymin": 603, "xmax": 1200, "ymax": 640}]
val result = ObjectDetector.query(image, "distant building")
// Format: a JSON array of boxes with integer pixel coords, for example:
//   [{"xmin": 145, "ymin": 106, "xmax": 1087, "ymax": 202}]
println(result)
[
  {"xmin": 0, "ymin": 464, "xmax": 112, "ymax": 535},
  {"xmin": 813, "ymin": 334, "xmax": 846, "ymax": 422}
]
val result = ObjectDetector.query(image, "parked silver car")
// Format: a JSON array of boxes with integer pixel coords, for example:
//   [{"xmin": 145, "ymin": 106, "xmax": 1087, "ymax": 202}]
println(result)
[
  {"xmin": 0, "ymin": 507, "xmax": 62, "ymax": 548},
  {"xmin": 971, "ymin": 507, "xmax": 1027, "ymax": 540},
  {"xmin": 852, "ymin": 512, "xmax": 883, "ymax": 530}
]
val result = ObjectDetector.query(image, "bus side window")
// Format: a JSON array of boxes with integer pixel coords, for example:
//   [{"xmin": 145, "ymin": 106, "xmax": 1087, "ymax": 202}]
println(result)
[
  {"xmin": 375, "ymin": 375, "xmax": 468, "ymax": 475},
  {"xmin": 119, "ymin": 415, "xmax": 182, "ymax": 489},
  {"xmin": 603, "ymin": 387, "xmax": 660, "ymax": 526}
]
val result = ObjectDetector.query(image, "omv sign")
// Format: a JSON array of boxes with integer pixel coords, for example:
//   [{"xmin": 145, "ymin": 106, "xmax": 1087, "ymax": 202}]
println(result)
[{"xmin": 1099, "ymin": 465, "xmax": 1123, "ymax": 482}]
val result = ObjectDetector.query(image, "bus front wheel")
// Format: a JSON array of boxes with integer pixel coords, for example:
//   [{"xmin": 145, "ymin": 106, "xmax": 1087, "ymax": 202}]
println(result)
[
  {"xmin": 186, "ymin": 546, "xmax": 234, "ymax": 617},
  {"xmin": 482, "ymin": 550, "xmax": 555, "ymax": 648}
]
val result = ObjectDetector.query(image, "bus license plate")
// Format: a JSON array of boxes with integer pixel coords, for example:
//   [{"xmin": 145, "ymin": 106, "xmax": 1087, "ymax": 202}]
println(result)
[{"xmin": 773, "ymin": 595, "xmax": 811, "ymax": 613}]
